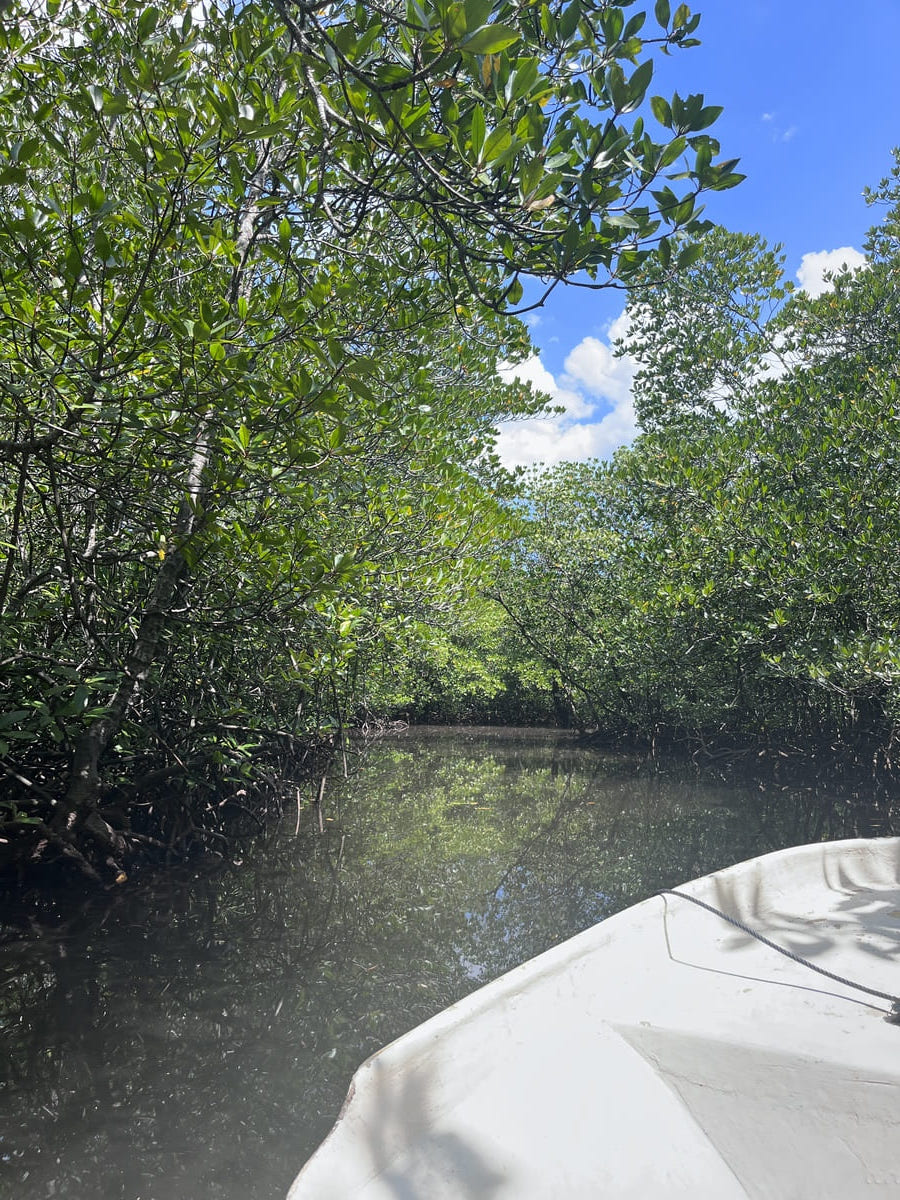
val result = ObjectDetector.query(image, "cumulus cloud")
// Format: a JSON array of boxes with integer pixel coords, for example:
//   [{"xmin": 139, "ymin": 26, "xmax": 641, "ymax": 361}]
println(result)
[
  {"xmin": 499, "ymin": 353, "xmax": 590, "ymax": 420},
  {"xmin": 796, "ymin": 247, "xmax": 866, "ymax": 298},
  {"xmin": 492, "ymin": 246, "xmax": 873, "ymax": 470},
  {"xmin": 494, "ymin": 312, "xmax": 638, "ymax": 470}
]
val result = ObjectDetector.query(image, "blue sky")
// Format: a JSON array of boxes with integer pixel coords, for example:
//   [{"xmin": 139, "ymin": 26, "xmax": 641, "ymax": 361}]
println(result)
[{"xmin": 496, "ymin": 0, "xmax": 900, "ymax": 468}]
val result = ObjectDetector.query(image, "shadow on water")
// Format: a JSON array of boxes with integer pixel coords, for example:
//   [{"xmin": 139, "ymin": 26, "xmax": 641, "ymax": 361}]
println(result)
[{"xmin": 1, "ymin": 727, "xmax": 897, "ymax": 1200}]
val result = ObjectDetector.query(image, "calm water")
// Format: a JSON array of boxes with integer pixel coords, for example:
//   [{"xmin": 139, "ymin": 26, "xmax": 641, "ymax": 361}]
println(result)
[{"xmin": 1, "ymin": 727, "xmax": 894, "ymax": 1199}]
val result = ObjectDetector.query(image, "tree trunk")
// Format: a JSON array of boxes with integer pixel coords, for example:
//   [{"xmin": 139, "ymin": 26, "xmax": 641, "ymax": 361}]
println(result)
[
  {"xmin": 56, "ymin": 431, "xmax": 208, "ymax": 831},
  {"xmin": 55, "ymin": 137, "xmax": 271, "ymax": 850}
]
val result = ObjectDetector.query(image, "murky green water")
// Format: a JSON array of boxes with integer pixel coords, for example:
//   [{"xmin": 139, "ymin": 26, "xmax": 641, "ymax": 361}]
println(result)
[{"xmin": 1, "ymin": 727, "xmax": 893, "ymax": 1199}]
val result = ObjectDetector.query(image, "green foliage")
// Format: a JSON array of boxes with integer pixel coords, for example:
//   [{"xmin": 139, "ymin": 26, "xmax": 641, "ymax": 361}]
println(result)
[
  {"xmin": 617, "ymin": 226, "xmax": 793, "ymax": 429},
  {"xmin": 363, "ymin": 597, "xmax": 559, "ymax": 724},
  {"xmin": 0, "ymin": 0, "xmax": 733, "ymax": 877},
  {"xmin": 484, "ymin": 166, "xmax": 900, "ymax": 741}
]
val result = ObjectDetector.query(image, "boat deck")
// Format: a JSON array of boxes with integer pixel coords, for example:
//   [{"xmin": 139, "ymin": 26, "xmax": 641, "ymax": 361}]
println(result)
[{"xmin": 287, "ymin": 839, "xmax": 900, "ymax": 1199}]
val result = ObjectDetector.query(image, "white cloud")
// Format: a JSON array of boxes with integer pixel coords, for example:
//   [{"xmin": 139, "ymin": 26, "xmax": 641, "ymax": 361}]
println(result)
[
  {"xmin": 495, "ymin": 313, "xmax": 638, "ymax": 469},
  {"xmin": 492, "ymin": 246, "xmax": 873, "ymax": 471},
  {"xmin": 796, "ymin": 247, "xmax": 866, "ymax": 297},
  {"xmin": 761, "ymin": 111, "xmax": 799, "ymax": 143},
  {"xmin": 562, "ymin": 337, "xmax": 634, "ymax": 406},
  {"xmin": 499, "ymin": 353, "xmax": 589, "ymax": 419}
]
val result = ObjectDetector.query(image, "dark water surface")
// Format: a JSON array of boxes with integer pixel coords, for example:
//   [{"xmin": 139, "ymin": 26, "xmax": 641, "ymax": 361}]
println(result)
[{"xmin": 1, "ymin": 727, "xmax": 894, "ymax": 1199}]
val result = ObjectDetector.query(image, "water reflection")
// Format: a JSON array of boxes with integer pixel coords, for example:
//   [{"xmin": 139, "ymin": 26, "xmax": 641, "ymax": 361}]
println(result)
[{"xmin": 1, "ymin": 728, "xmax": 894, "ymax": 1200}]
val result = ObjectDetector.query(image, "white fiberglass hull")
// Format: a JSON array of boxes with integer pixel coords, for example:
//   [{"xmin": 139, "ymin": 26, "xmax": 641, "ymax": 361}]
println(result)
[{"xmin": 287, "ymin": 838, "xmax": 900, "ymax": 1199}]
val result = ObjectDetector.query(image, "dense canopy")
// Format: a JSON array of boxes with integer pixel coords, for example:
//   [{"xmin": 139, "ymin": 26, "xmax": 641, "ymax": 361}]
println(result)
[{"xmin": 0, "ymin": 0, "xmax": 739, "ymax": 882}]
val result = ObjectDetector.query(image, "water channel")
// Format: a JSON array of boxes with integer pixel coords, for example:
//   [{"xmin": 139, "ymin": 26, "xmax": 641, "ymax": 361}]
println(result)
[{"xmin": 2, "ymin": 726, "xmax": 895, "ymax": 1200}]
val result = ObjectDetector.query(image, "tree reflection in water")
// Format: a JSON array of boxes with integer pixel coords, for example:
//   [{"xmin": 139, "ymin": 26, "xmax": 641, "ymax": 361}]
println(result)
[{"xmin": 1, "ymin": 727, "xmax": 893, "ymax": 1200}]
